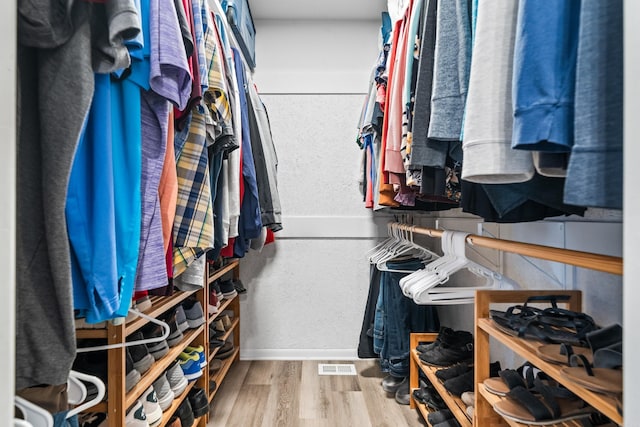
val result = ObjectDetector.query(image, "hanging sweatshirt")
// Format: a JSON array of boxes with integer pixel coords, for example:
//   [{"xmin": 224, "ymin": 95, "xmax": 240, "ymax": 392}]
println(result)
[
  {"xmin": 564, "ymin": 0, "xmax": 623, "ymax": 209},
  {"xmin": 461, "ymin": 0, "xmax": 534, "ymax": 184},
  {"xmin": 511, "ymin": 0, "xmax": 581, "ymax": 152}
]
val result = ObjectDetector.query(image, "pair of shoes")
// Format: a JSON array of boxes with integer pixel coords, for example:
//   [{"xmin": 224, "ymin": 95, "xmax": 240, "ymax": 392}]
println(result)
[
  {"xmin": 211, "ymin": 281, "xmax": 223, "ymax": 300},
  {"xmin": 180, "ymin": 345, "xmax": 206, "ymax": 369},
  {"xmin": 210, "ymin": 319, "xmax": 225, "ymax": 338},
  {"xmin": 218, "ymin": 279, "xmax": 238, "ymax": 299},
  {"xmin": 187, "ymin": 387, "xmax": 209, "ymax": 417},
  {"xmin": 394, "ymin": 378, "xmax": 410, "ymax": 405},
  {"xmin": 233, "ymin": 279, "xmax": 247, "ymax": 294},
  {"xmin": 153, "ymin": 373, "xmax": 175, "ymax": 411},
  {"xmin": 179, "ymin": 354, "xmax": 203, "ymax": 381},
  {"xmin": 442, "ymin": 369, "xmax": 474, "ymax": 397},
  {"xmin": 175, "ymin": 398, "xmax": 194, "ymax": 427},
  {"xmin": 419, "ymin": 327, "xmax": 474, "ymax": 367},
  {"xmin": 161, "ymin": 308, "xmax": 185, "ymax": 347},
  {"xmin": 214, "ymin": 340, "xmax": 235, "ymax": 360},
  {"xmin": 141, "ymin": 386, "xmax": 162, "ymax": 427},
  {"xmin": 427, "ymin": 409, "xmax": 455, "ymax": 425},
  {"xmin": 182, "ymin": 298, "xmax": 205, "ymax": 329},
  {"xmin": 381, "ymin": 375, "xmax": 406, "ymax": 393},
  {"xmin": 413, "ymin": 382, "xmax": 447, "ymax": 410},
  {"xmin": 127, "ymin": 332, "xmax": 155, "ymax": 375},
  {"xmin": 141, "ymin": 323, "xmax": 169, "ymax": 360},
  {"xmin": 166, "ymin": 360, "xmax": 188, "ymax": 396},
  {"xmin": 208, "ymin": 287, "xmax": 221, "ymax": 315},
  {"xmin": 125, "ymin": 400, "xmax": 149, "ymax": 426}
]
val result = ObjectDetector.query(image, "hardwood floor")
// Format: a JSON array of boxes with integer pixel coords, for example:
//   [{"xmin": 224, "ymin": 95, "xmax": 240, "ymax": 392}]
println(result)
[{"xmin": 207, "ymin": 360, "xmax": 427, "ymax": 427}]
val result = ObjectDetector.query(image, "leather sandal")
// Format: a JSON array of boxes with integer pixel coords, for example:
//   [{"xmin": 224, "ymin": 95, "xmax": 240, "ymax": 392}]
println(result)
[
  {"xmin": 560, "ymin": 325, "xmax": 623, "ymax": 395},
  {"xmin": 493, "ymin": 378, "xmax": 595, "ymax": 425}
]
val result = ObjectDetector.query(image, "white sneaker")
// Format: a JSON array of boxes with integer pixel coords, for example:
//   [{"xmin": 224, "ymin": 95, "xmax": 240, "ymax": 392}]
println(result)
[
  {"xmin": 125, "ymin": 400, "xmax": 149, "ymax": 427},
  {"xmin": 141, "ymin": 386, "xmax": 163, "ymax": 427}
]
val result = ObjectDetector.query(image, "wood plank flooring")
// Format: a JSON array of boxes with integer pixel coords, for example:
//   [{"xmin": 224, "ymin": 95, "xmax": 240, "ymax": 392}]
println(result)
[{"xmin": 207, "ymin": 360, "xmax": 427, "ymax": 427}]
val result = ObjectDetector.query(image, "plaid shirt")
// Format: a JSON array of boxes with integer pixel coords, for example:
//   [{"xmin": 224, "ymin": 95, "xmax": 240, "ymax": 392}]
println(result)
[{"xmin": 173, "ymin": 110, "xmax": 214, "ymax": 277}]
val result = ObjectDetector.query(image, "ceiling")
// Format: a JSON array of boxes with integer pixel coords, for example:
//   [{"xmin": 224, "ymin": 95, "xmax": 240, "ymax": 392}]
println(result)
[{"xmin": 248, "ymin": 0, "xmax": 387, "ymax": 21}]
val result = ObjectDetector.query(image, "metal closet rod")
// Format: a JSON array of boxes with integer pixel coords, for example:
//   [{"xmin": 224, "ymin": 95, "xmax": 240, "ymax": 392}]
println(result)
[{"xmin": 392, "ymin": 222, "xmax": 623, "ymax": 276}]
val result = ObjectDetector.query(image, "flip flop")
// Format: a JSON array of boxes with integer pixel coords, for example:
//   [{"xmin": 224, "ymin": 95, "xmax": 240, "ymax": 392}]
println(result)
[
  {"xmin": 536, "ymin": 343, "xmax": 593, "ymax": 366},
  {"xmin": 493, "ymin": 379, "xmax": 594, "ymax": 425}
]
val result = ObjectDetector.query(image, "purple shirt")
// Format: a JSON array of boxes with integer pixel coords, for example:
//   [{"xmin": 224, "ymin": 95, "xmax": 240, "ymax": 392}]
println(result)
[{"xmin": 135, "ymin": 0, "xmax": 192, "ymax": 291}]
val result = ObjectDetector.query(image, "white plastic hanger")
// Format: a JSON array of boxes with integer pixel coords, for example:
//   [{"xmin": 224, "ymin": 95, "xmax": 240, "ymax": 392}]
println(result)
[
  {"xmin": 76, "ymin": 309, "xmax": 170, "ymax": 353},
  {"xmin": 65, "ymin": 371, "xmax": 106, "ymax": 419},
  {"xmin": 401, "ymin": 231, "xmax": 517, "ymax": 304},
  {"xmin": 14, "ymin": 397, "xmax": 52, "ymax": 427},
  {"xmin": 14, "ymin": 371, "xmax": 105, "ymax": 426},
  {"xmin": 376, "ymin": 226, "xmax": 438, "ymax": 273}
]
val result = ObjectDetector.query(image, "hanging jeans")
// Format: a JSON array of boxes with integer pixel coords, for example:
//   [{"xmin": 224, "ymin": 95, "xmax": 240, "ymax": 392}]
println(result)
[{"xmin": 374, "ymin": 258, "xmax": 440, "ymax": 378}]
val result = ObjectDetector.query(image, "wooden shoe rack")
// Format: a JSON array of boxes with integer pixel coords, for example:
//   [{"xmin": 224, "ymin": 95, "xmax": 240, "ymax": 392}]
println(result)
[
  {"xmin": 474, "ymin": 290, "xmax": 623, "ymax": 427},
  {"xmin": 409, "ymin": 333, "xmax": 473, "ymax": 427},
  {"xmin": 75, "ymin": 259, "xmax": 241, "ymax": 427}
]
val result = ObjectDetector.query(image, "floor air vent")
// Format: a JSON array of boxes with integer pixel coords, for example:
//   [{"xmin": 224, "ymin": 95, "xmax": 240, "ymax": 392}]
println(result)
[{"xmin": 317, "ymin": 363, "xmax": 357, "ymax": 376}]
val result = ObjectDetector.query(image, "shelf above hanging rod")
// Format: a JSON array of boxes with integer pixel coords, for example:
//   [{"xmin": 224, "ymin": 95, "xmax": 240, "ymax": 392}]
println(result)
[{"xmin": 392, "ymin": 222, "xmax": 623, "ymax": 276}]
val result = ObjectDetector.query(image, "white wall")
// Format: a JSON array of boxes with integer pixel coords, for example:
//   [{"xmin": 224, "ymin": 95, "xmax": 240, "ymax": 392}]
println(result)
[
  {"xmin": 239, "ymin": 18, "xmax": 387, "ymax": 359},
  {"xmin": 624, "ymin": 0, "xmax": 640, "ymax": 421},
  {"xmin": 1, "ymin": 0, "xmax": 16, "ymax": 422}
]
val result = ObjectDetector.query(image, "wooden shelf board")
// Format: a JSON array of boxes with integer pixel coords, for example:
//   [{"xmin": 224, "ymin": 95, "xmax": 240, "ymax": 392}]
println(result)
[
  {"xmin": 82, "ymin": 401, "xmax": 107, "ymax": 413},
  {"xmin": 125, "ymin": 325, "xmax": 205, "ymax": 409},
  {"xmin": 410, "ymin": 392, "xmax": 435, "ymax": 425},
  {"xmin": 75, "ymin": 328, "xmax": 108, "ymax": 339},
  {"xmin": 156, "ymin": 380, "xmax": 198, "ymax": 427},
  {"xmin": 125, "ymin": 290, "xmax": 198, "ymax": 337},
  {"xmin": 411, "ymin": 350, "xmax": 472, "ymax": 427},
  {"xmin": 208, "ymin": 346, "xmax": 240, "ymax": 403},
  {"xmin": 208, "ymin": 318, "xmax": 239, "ymax": 362},
  {"xmin": 207, "ymin": 295, "xmax": 238, "ymax": 326},
  {"xmin": 207, "ymin": 260, "xmax": 240, "ymax": 284},
  {"xmin": 478, "ymin": 318, "xmax": 622, "ymax": 425},
  {"xmin": 479, "ymin": 383, "xmax": 587, "ymax": 427}
]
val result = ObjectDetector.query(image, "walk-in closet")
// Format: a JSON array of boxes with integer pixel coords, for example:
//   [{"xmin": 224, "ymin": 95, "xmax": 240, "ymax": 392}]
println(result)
[{"xmin": 5, "ymin": 0, "xmax": 639, "ymax": 426}]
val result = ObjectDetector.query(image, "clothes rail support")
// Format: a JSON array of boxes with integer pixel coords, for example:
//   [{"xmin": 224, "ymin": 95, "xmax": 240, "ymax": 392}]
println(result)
[{"xmin": 391, "ymin": 223, "xmax": 623, "ymax": 276}]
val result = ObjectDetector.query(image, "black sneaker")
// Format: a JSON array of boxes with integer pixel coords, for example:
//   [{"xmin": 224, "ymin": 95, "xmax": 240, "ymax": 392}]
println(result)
[
  {"xmin": 176, "ymin": 398, "xmax": 195, "ymax": 427},
  {"xmin": 233, "ymin": 279, "xmax": 247, "ymax": 294},
  {"xmin": 381, "ymin": 375, "xmax": 406, "ymax": 393},
  {"xmin": 218, "ymin": 279, "xmax": 238, "ymax": 299},
  {"xmin": 419, "ymin": 329, "xmax": 473, "ymax": 366},
  {"xmin": 141, "ymin": 322, "xmax": 170, "ymax": 360},
  {"xmin": 413, "ymin": 386, "xmax": 447, "ymax": 410},
  {"xmin": 187, "ymin": 387, "xmax": 209, "ymax": 418},
  {"xmin": 443, "ymin": 369, "xmax": 475, "ymax": 396},
  {"xmin": 127, "ymin": 332, "xmax": 154, "ymax": 374},
  {"xmin": 435, "ymin": 362, "xmax": 472, "ymax": 381},
  {"xmin": 161, "ymin": 308, "xmax": 185, "ymax": 347}
]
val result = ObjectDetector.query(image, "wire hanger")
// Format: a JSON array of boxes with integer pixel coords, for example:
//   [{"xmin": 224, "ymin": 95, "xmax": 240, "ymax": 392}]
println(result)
[{"xmin": 76, "ymin": 309, "xmax": 171, "ymax": 353}]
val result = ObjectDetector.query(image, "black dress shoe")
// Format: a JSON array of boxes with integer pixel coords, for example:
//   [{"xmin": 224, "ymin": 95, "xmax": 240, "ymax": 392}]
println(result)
[{"xmin": 187, "ymin": 387, "xmax": 209, "ymax": 418}]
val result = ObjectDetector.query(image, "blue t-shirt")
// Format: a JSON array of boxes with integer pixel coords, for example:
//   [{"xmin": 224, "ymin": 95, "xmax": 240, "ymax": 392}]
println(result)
[{"xmin": 511, "ymin": 0, "xmax": 581, "ymax": 152}]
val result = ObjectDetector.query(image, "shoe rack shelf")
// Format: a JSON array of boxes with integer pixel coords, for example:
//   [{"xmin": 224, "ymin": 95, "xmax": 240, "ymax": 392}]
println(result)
[
  {"xmin": 75, "ymin": 259, "xmax": 242, "ymax": 427},
  {"xmin": 409, "ymin": 333, "xmax": 472, "ymax": 427},
  {"xmin": 477, "ymin": 384, "xmax": 584, "ymax": 427},
  {"xmin": 205, "ymin": 259, "xmax": 241, "ymax": 405},
  {"xmin": 474, "ymin": 290, "xmax": 623, "ymax": 427}
]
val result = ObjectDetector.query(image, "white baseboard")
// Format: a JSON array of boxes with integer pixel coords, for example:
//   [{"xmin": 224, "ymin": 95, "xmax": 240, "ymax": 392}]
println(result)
[{"xmin": 240, "ymin": 348, "xmax": 360, "ymax": 361}]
